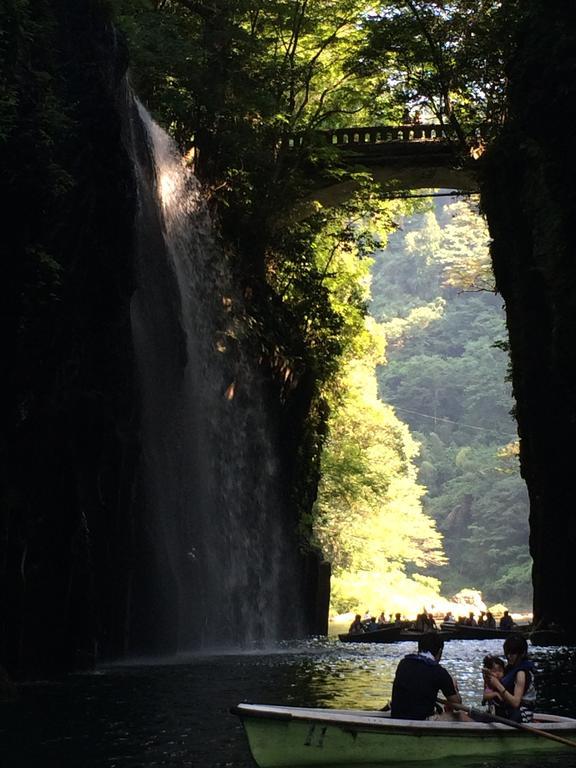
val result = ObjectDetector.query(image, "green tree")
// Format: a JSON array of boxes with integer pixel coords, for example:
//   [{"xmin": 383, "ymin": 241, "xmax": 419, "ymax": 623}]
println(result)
[
  {"xmin": 314, "ymin": 347, "xmax": 447, "ymax": 612},
  {"xmin": 359, "ymin": 0, "xmax": 520, "ymax": 145},
  {"xmin": 372, "ymin": 195, "xmax": 530, "ymax": 608}
]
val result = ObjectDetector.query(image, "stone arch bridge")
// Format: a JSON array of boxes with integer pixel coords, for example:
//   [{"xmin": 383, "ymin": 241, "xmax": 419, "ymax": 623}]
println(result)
[{"xmin": 288, "ymin": 123, "xmax": 486, "ymax": 204}]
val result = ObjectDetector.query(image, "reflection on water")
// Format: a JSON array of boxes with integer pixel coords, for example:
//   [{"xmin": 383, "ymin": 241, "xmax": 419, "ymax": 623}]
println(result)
[{"xmin": 2, "ymin": 639, "xmax": 576, "ymax": 767}]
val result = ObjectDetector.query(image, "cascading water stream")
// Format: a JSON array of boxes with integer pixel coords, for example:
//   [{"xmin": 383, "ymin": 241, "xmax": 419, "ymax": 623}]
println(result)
[{"xmin": 126, "ymin": 100, "xmax": 303, "ymax": 651}]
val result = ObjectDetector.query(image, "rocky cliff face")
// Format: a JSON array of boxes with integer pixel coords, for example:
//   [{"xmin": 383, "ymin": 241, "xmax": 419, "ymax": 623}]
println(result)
[
  {"xmin": 0, "ymin": 0, "xmax": 328, "ymax": 678},
  {"xmin": 481, "ymin": 3, "xmax": 576, "ymax": 634},
  {"xmin": 1, "ymin": 0, "xmax": 140, "ymax": 675}
]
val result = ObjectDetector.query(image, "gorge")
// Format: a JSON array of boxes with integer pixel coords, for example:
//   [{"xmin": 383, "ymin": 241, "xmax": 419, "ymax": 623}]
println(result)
[{"xmin": 2, "ymin": 0, "xmax": 576, "ymax": 679}]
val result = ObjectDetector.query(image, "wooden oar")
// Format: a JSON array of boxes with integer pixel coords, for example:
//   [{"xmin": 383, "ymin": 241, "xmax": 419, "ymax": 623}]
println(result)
[{"xmin": 437, "ymin": 699, "xmax": 576, "ymax": 749}]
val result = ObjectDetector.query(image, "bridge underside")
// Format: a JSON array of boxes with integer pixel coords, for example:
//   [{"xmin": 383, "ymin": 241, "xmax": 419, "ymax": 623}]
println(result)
[{"xmin": 309, "ymin": 143, "xmax": 479, "ymax": 207}]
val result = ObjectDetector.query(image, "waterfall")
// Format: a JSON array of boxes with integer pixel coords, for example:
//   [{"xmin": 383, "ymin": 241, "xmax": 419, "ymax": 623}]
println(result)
[{"xmin": 126, "ymin": 101, "xmax": 303, "ymax": 652}]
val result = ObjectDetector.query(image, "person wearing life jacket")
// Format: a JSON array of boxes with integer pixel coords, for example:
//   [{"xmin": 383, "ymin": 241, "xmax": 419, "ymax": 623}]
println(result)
[
  {"xmin": 349, "ymin": 614, "xmax": 364, "ymax": 634},
  {"xmin": 485, "ymin": 634, "xmax": 536, "ymax": 723},
  {"xmin": 391, "ymin": 633, "xmax": 462, "ymax": 720}
]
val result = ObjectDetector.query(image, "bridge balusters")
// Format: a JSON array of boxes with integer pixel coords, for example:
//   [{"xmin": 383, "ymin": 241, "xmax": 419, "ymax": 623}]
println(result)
[{"xmin": 285, "ymin": 122, "xmax": 487, "ymax": 148}]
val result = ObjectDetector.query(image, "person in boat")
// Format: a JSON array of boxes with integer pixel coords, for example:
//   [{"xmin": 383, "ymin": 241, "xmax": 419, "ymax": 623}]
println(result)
[
  {"xmin": 364, "ymin": 616, "xmax": 379, "ymax": 632},
  {"xmin": 484, "ymin": 634, "xmax": 536, "ymax": 723},
  {"xmin": 465, "ymin": 612, "xmax": 477, "ymax": 626},
  {"xmin": 485, "ymin": 611, "xmax": 496, "ymax": 629},
  {"xmin": 414, "ymin": 612, "xmax": 428, "ymax": 632},
  {"xmin": 499, "ymin": 610, "xmax": 515, "ymax": 630},
  {"xmin": 442, "ymin": 611, "xmax": 456, "ymax": 627},
  {"xmin": 478, "ymin": 611, "xmax": 486, "ymax": 626},
  {"xmin": 378, "ymin": 611, "xmax": 387, "ymax": 625},
  {"xmin": 349, "ymin": 614, "xmax": 364, "ymax": 634},
  {"xmin": 391, "ymin": 632, "xmax": 462, "ymax": 720},
  {"xmin": 481, "ymin": 655, "xmax": 506, "ymax": 717},
  {"xmin": 414, "ymin": 611, "xmax": 436, "ymax": 632}
]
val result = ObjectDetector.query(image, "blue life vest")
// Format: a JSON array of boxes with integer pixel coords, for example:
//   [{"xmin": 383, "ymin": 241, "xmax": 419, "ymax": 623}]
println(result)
[{"xmin": 502, "ymin": 659, "xmax": 536, "ymax": 722}]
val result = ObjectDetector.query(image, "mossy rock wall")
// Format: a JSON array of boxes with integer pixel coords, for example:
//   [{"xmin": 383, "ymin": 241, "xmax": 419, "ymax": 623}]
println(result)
[
  {"xmin": 0, "ymin": 0, "xmax": 139, "ymax": 674},
  {"xmin": 481, "ymin": 2, "xmax": 576, "ymax": 632}
]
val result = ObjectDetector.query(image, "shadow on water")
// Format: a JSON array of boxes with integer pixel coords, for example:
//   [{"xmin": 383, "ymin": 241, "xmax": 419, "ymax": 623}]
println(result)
[{"xmin": 2, "ymin": 639, "xmax": 576, "ymax": 767}]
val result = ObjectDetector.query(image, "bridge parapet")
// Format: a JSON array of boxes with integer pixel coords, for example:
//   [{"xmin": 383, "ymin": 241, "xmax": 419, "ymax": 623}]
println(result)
[{"xmin": 287, "ymin": 123, "xmax": 488, "ymax": 149}]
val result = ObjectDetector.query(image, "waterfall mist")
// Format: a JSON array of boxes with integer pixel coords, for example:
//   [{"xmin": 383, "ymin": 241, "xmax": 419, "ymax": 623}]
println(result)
[{"xmin": 126, "ymin": 101, "xmax": 303, "ymax": 652}]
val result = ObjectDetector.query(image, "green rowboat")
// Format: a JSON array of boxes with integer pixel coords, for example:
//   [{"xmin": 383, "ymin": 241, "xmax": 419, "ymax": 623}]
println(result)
[{"xmin": 232, "ymin": 703, "xmax": 576, "ymax": 767}]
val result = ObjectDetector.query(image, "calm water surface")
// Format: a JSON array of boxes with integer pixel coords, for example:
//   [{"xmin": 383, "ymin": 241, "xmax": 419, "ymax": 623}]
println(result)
[{"xmin": 2, "ymin": 638, "xmax": 576, "ymax": 768}]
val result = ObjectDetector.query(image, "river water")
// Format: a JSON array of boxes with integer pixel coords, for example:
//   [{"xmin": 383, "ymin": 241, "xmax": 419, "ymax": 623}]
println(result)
[{"xmin": 2, "ymin": 638, "xmax": 576, "ymax": 768}]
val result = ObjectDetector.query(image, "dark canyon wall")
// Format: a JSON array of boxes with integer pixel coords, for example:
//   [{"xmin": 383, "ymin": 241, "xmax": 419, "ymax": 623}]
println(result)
[
  {"xmin": 1, "ymin": 0, "xmax": 139, "ymax": 675},
  {"xmin": 481, "ymin": 2, "xmax": 576, "ymax": 634},
  {"xmin": 0, "ymin": 0, "xmax": 327, "ymax": 678}
]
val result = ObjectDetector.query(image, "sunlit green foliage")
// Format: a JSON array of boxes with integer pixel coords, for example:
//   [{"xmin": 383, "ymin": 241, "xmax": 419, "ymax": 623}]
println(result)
[
  {"xmin": 373, "ymin": 196, "xmax": 531, "ymax": 608},
  {"xmin": 112, "ymin": 0, "xmax": 400, "ymax": 386},
  {"xmin": 425, "ymin": 442, "xmax": 529, "ymax": 604},
  {"xmin": 314, "ymin": 357, "xmax": 445, "ymax": 567},
  {"xmin": 313, "ymin": 302, "xmax": 447, "ymax": 614},
  {"xmin": 112, "ymin": 2, "xmax": 527, "ymax": 612},
  {"xmin": 360, "ymin": 1, "xmax": 519, "ymax": 131},
  {"xmin": 112, "ymin": 0, "xmax": 386, "ymax": 149}
]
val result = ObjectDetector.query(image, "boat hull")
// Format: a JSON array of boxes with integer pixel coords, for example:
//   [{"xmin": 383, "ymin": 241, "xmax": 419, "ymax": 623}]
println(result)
[
  {"xmin": 439, "ymin": 625, "xmax": 514, "ymax": 640},
  {"xmin": 338, "ymin": 627, "xmax": 403, "ymax": 643},
  {"xmin": 399, "ymin": 630, "xmax": 455, "ymax": 642},
  {"xmin": 233, "ymin": 704, "xmax": 576, "ymax": 767},
  {"xmin": 338, "ymin": 625, "xmax": 522, "ymax": 644}
]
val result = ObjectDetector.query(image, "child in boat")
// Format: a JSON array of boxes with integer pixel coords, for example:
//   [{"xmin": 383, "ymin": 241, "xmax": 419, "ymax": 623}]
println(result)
[
  {"xmin": 484, "ymin": 634, "xmax": 536, "ymax": 723},
  {"xmin": 481, "ymin": 655, "xmax": 506, "ymax": 716}
]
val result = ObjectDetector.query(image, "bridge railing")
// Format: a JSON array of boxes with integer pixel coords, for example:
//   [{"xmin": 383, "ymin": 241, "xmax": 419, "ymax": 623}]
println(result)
[{"xmin": 286, "ymin": 123, "xmax": 488, "ymax": 149}]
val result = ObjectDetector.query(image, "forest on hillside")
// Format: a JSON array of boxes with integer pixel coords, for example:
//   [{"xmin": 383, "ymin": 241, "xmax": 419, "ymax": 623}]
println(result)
[
  {"xmin": 312, "ymin": 195, "xmax": 530, "ymax": 616},
  {"xmin": 373, "ymin": 196, "xmax": 530, "ymax": 609}
]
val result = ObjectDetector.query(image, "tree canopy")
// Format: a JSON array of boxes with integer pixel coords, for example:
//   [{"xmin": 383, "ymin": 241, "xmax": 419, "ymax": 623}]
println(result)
[
  {"xmin": 110, "ymin": 1, "xmax": 528, "ymax": 612},
  {"xmin": 373, "ymin": 196, "xmax": 530, "ymax": 608}
]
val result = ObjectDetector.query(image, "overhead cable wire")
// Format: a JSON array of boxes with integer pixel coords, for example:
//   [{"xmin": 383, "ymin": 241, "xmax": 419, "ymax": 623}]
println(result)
[{"xmin": 390, "ymin": 405, "xmax": 517, "ymax": 439}]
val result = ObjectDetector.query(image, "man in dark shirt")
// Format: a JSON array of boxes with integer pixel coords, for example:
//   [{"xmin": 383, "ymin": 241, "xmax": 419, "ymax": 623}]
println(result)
[{"xmin": 391, "ymin": 633, "xmax": 462, "ymax": 720}]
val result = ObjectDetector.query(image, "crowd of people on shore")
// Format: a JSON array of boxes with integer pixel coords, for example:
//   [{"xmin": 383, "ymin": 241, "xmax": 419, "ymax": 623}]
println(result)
[{"xmin": 349, "ymin": 609, "xmax": 516, "ymax": 634}]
